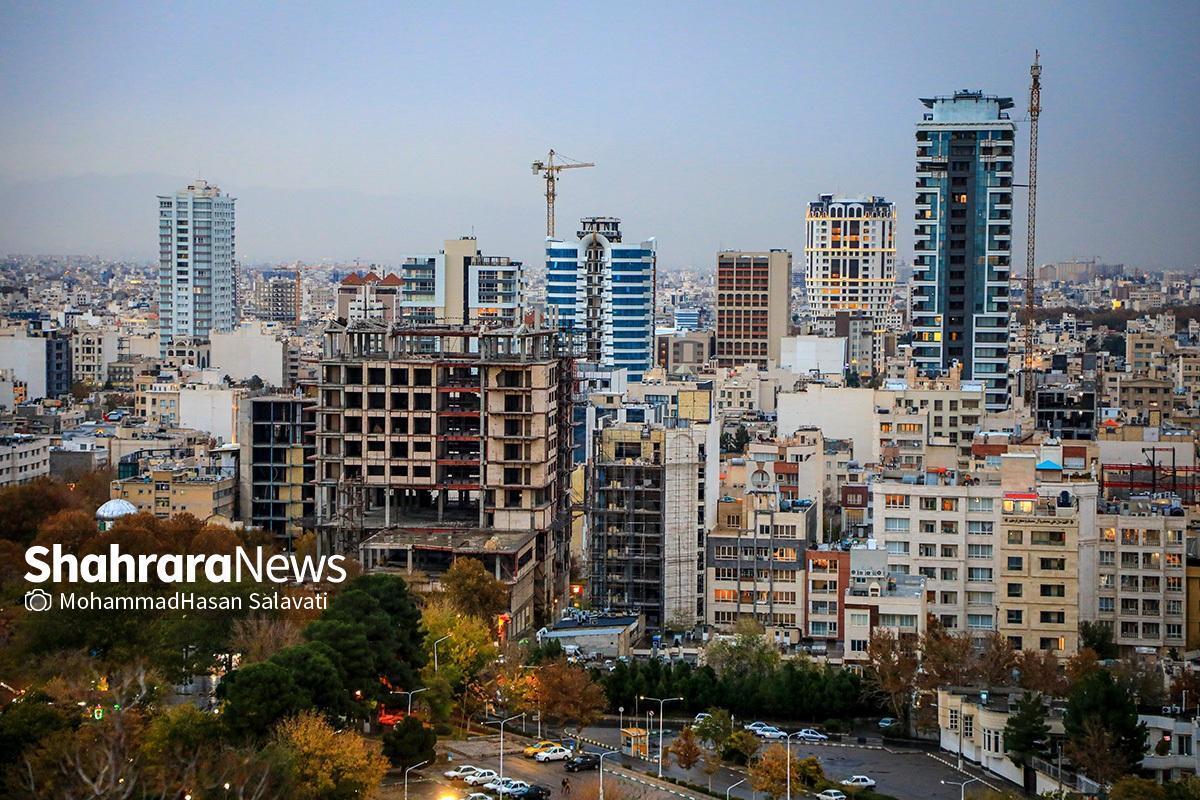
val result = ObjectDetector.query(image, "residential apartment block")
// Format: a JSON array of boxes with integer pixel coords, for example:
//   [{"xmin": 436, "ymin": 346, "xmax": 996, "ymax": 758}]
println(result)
[
  {"xmin": 805, "ymin": 194, "xmax": 896, "ymax": 322},
  {"xmin": 714, "ymin": 249, "xmax": 792, "ymax": 369}
]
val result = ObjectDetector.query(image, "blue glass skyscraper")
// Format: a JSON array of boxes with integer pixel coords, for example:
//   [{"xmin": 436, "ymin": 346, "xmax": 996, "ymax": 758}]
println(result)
[
  {"xmin": 545, "ymin": 216, "xmax": 656, "ymax": 381},
  {"xmin": 912, "ymin": 90, "xmax": 1016, "ymax": 411}
]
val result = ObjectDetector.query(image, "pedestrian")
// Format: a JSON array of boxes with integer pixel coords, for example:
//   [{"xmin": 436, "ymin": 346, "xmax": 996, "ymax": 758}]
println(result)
[{"xmin": 561, "ymin": 776, "xmax": 571, "ymax": 796}]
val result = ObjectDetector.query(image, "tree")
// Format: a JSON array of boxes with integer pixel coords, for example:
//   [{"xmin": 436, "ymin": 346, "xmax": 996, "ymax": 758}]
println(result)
[
  {"xmin": 1065, "ymin": 648, "xmax": 1102, "ymax": 690},
  {"xmin": 722, "ymin": 729, "xmax": 760, "ymax": 765},
  {"xmin": 1165, "ymin": 776, "xmax": 1200, "ymax": 800},
  {"xmin": 1003, "ymin": 692, "xmax": 1050, "ymax": 769},
  {"xmin": 220, "ymin": 662, "xmax": 308, "ymax": 739},
  {"xmin": 1110, "ymin": 775, "xmax": 1167, "ymax": 800},
  {"xmin": 381, "ymin": 716, "xmax": 437, "ymax": 769},
  {"xmin": 0, "ymin": 696, "xmax": 74, "ymax": 766},
  {"xmin": 704, "ymin": 618, "xmax": 779, "ymax": 680},
  {"xmin": 975, "ymin": 631, "xmax": 1018, "ymax": 686},
  {"xmin": 863, "ymin": 629, "xmax": 919, "ymax": 724},
  {"xmin": 269, "ymin": 641, "xmax": 349, "ymax": 718},
  {"xmin": 693, "ymin": 708, "xmax": 734, "ymax": 750},
  {"xmin": 536, "ymin": 659, "xmax": 606, "ymax": 737},
  {"xmin": 919, "ymin": 622, "xmax": 976, "ymax": 689},
  {"xmin": 442, "ymin": 557, "xmax": 509, "ymax": 622},
  {"xmin": 1016, "ymin": 649, "xmax": 1066, "ymax": 696},
  {"xmin": 1064, "ymin": 670, "xmax": 1147, "ymax": 781},
  {"xmin": 271, "ymin": 711, "xmax": 388, "ymax": 800},
  {"xmin": 1079, "ymin": 621, "xmax": 1118, "ymax": 659},
  {"xmin": 230, "ymin": 615, "xmax": 304, "ymax": 664},
  {"xmin": 0, "ymin": 477, "xmax": 78, "ymax": 545},
  {"xmin": 670, "ymin": 725, "xmax": 702, "ymax": 771},
  {"xmin": 420, "ymin": 597, "xmax": 498, "ymax": 686},
  {"xmin": 749, "ymin": 744, "xmax": 824, "ymax": 799}
]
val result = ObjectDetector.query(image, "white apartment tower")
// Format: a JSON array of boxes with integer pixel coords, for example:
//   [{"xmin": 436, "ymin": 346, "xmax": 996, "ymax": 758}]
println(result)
[
  {"xmin": 805, "ymin": 194, "xmax": 896, "ymax": 322},
  {"xmin": 157, "ymin": 180, "xmax": 236, "ymax": 352}
]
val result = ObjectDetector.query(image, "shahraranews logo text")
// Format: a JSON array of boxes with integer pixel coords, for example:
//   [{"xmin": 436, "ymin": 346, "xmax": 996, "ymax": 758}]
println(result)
[{"xmin": 24, "ymin": 544, "xmax": 348, "ymax": 585}]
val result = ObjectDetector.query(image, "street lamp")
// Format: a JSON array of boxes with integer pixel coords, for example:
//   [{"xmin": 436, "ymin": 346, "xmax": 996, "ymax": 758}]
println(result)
[
  {"xmin": 498, "ymin": 712, "xmax": 525, "ymax": 791},
  {"xmin": 639, "ymin": 695, "xmax": 682, "ymax": 778},
  {"xmin": 598, "ymin": 749, "xmax": 619, "ymax": 800},
  {"xmin": 397, "ymin": 687, "xmax": 428, "ymax": 715},
  {"xmin": 941, "ymin": 777, "xmax": 980, "ymax": 800},
  {"xmin": 403, "ymin": 759, "xmax": 428, "ymax": 800},
  {"xmin": 785, "ymin": 731, "xmax": 806, "ymax": 800},
  {"xmin": 727, "ymin": 777, "xmax": 747, "ymax": 800},
  {"xmin": 433, "ymin": 635, "xmax": 451, "ymax": 672},
  {"xmin": 618, "ymin": 705, "xmax": 624, "ymax": 731}
]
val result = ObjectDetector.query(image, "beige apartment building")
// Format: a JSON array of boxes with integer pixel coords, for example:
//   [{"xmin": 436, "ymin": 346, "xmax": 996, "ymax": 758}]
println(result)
[
  {"xmin": 714, "ymin": 250, "xmax": 792, "ymax": 368},
  {"xmin": 111, "ymin": 467, "xmax": 235, "ymax": 521},
  {"xmin": 1081, "ymin": 498, "xmax": 1189, "ymax": 655}
]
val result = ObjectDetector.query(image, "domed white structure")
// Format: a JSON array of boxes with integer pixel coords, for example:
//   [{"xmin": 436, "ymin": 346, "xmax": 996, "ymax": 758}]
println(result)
[{"xmin": 95, "ymin": 498, "xmax": 138, "ymax": 530}]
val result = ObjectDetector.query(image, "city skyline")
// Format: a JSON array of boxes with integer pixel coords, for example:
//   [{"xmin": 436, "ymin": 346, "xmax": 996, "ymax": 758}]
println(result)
[{"xmin": 1, "ymin": 2, "xmax": 1198, "ymax": 270}]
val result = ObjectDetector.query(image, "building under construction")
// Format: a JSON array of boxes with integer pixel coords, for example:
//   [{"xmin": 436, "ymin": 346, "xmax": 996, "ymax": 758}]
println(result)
[
  {"xmin": 586, "ymin": 417, "xmax": 718, "ymax": 632},
  {"xmin": 314, "ymin": 322, "xmax": 575, "ymax": 634}
]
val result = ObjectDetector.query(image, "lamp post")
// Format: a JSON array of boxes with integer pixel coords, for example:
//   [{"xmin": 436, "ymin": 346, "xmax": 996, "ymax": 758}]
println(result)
[
  {"xmin": 598, "ymin": 749, "xmax": 619, "ymax": 800},
  {"xmin": 433, "ymin": 635, "xmax": 451, "ymax": 672},
  {"xmin": 403, "ymin": 759, "xmax": 428, "ymax": 800},
  {"xmin": 618, "ymin": 705, "xmax": 624, "ymax": 732},
  {"xmin": 639, "ymin": 695, "xmax": 682, "ymax": 778},
  {"xmin": 498, "ymin": 712, "xmax": 525, "ymax": 791},
  {"xmin": 727, "ymin": 777, "xmax": 747, "ymax": 800},
  {"xmin": 785, "ymin": 731, "xmax": 806, "ymax": 800},
  {"xmin": 941, "ymin": 777, "xmax": 980, "ymax": 800},
  {"xmin": 397, "ymin": 687, "xmax": 428, "ymax": 715}
]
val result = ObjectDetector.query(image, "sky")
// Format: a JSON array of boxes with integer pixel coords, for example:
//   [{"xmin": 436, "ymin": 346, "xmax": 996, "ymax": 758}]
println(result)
[{"xmin": 1, "ymin": 1, "xmax": 1198, "ymax": 271}]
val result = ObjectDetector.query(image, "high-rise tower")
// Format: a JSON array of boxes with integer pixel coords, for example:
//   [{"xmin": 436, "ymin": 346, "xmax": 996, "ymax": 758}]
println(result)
[
  {"xmin": 912, "ymin": 91, "xmax": 1016, "ymax": 411},
  {"xmin": 804, "ymin": 195, "xmax": 895, "ymax": 322},
  {"xmin": 157, "ymin": 180, "xmax": 236, "ymax": 352},
  {"xmin": 714, "ymin": 249, "xmax": 792, "ymax": 368},
  {"xmin": 545, "ymin": 217, "xmax": 656, "ymax": 381}
]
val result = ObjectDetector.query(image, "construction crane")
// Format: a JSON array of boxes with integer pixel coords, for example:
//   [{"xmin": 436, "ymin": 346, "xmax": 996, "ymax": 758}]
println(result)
[
  {"xmin": 532, "ymin": 149, "xmax": 594, "ymax": 238},
  {"xmin": 1023, "ymin": 51, "xmax": 1042, "ymax": 407}
]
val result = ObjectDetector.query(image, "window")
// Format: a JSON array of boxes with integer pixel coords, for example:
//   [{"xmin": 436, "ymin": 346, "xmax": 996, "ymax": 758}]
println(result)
[
  {"xmin": 1006, "ymin": 531, "xmax": 1023, "ymax": 545},
  {"xmin": 1007, "ymin": 583, "xmax": 1023, "ymax": 597},
  {"xmin": 1039, "ymin": 557, "xmax": 1066, "ymax": 571},
  {"xmin": 967, "ymin": 615, "xmax": 993, "ymax": 630},
  {"xmin": 1040, "ymin": 637, "xmax": 1065, "ymax": 651},
  {"xmin": 1040, "ymin": 584, "xmax": 1066, "ymax": 598},
  {"xmin": 948, "ymin": 708, "xmax": 959, "ymax": 732},
  {"xmin": 850, "ymin": 639, "xmax": 868, "ymax": 652},
  {"xmin": 1031, "ymin": 530, "xmax": 1065, "ymax": 546},
  {"xmin": 1040, "ymin": 611, "xmax": 1066, "ymax": 624},
  {"xmin": 1007, "ymin": 556, "xmax": 1023, "ymax": 571},
  {"xmin": 1099, "ymin": 597, "xmax": 1115, "ymax": 613},
  {"xmin": 968, "ymin": 567, "xmax": 993, "ymax": 582},
  {"xmin": 1006, "ymin": 609, "xmax": 1023, "ymax": 624},
  {"xmin": 885, "ymin": 494, "xmax": 910, "ymax": 509},
  {"xmin": 969, "ymin": 497, "xmax": 994, "ymax": 513},
  {"xmin": 884, "ymin": 517, "xmax": 910, "ymax": 532},
  {"xmin": 849, "ymin": 612, "xmax": 870, "ymax": 626},
  {"xmin": 968, "ymin": 544, "xmax": 992, "ymax": 559},
  {"xmin": 968, "ymin": 521, "xmax": 994, "ymax": 535},
  {"xmin": 962, "ymin": 715, "xmax": 974, "ymax": 738}
]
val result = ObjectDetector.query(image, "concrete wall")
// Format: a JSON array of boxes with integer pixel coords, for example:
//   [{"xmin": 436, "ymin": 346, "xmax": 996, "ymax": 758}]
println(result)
[
  {"xmin": 0, "ymin": 334, "xmax": 47, "ymax": 399},
  {"xmin": 777, "ymin": 385, "xmax": 879, "ymax": 462},
  {"xmin": 779, "ymin": 335, "xmax": 847, "ymax": 377},
  {"xmin": 178, "ymin": 386, "xmax": 240, "ymax": 444},
  {"xmin": 210, "ymin": 325, "xmax": 286, "ymax": 387}
]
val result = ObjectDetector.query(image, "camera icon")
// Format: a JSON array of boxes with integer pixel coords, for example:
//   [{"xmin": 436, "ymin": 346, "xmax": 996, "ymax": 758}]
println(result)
[{"xmin": 24, "ymin": 589, "xmax": 52, "ymax": 612}]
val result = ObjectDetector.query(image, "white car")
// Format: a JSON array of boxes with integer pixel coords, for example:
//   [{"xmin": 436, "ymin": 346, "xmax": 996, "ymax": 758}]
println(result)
[
  {"xmin": 841, "ymin": 775, "xmax": 877, "ymax": 789},
  {"xmin": 744, "ymin": 721, "xmax": 769, "ymax": 732},
  {"xmin": 798, "ymin": 728, "xmax": 828, "ymax": 741},
  {"xmin": 486, "ymin": 779, "xmax": 529, "ymax": 796},
  {"xmin": 444, "ymin": 764, "xmax": 482, "ymax": 780},
  {"xmin": 463, "ymin": 795, "xmax": 493, "ymax": 800},
  {"xmin": 535, "ymin": 746, "xmax": 573, "ymax": 762},
  {"xmin": 465, "ymin": 769, "xmax": 498, "ymax": 786},
  {"xmin": 757, "ymin": 726, "xmax": 787, "ymax": 740},
  {"xmin": 816, "ymin": 791, "xmax": 848, "ymax": 800},
  {"xmin": 694, "ymin": 712, "xmax": 711, "ymax": 724}
]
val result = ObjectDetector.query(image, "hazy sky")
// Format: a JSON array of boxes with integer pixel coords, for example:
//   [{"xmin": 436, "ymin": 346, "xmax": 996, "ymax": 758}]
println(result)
[{"xmin": 1, "ymin": 1, "xmax": 1198, "ymax": 271}]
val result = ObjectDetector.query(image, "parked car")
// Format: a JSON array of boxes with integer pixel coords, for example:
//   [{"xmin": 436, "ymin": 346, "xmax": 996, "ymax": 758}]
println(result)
[
  {"xmin": 565, "ymin": 753, "xmax": 600, "ymax": 772},
  {"xmin": 878, "ymin": 717, "xmax": 899, "ymax": 731},
  {"xmin": 694, "ymin": 712, "xmax": 711, "ymax": 724},
  {"xmin": 464, "ymin": 769, "xmax": 498, "ymax": 786},
  {"xmin": 444, "ymin": 764, "xmax": 482, "ymax": 779},
  {"xmin": 511, "ymin": 786, "xmax": 552, "ymax": 800},
  {"xmin": 816, "ymin": 791, "xmax": 848, "ymax": 800},
  {"xmin": 797, "ymin": 728, "xmax": 828, "ymax": 741},
  {"xmin": 757, "ymin": 726, "xmax": 787, "ymax": 740},
  {"xmin": 485, "ymin": 778, "xmax": 530, "ymax": 796},
  {"xmin": 743, "ymin": 721, "xmax": 769, "ymax": 733},
  {"xmin": 522, "ymin": 740, "xmax": 560, "ymax": 758},
  {"xmin": 534, "ymin": 746, "xmax": 572, "ymax": 762},
  {"xmin": 462, "ymin": 794, "xmax": 494, "ymax": 800},
  {"xmin": 841, "ymin": 775, "xmax": 877, "ymax": 789}
]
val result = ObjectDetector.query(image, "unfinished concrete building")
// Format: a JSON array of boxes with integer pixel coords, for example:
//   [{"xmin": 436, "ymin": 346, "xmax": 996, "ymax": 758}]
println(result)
[
  {"xmin": 586, "ymin": 418, "xmax": 717, "ymax": 632},
  {"xmin": 314, "ymin": 323, "xmax": 574, "ymax": 635}
]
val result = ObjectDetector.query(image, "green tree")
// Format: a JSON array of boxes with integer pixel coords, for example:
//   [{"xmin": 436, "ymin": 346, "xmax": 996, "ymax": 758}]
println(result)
[
  {"xmin": 272, "ymin": 711, "xmax": 388, "ymax": 800},
  {"xmin": 1079, "ymin": 621, "xmax": 1118, "ymax": 660},
  {"xmin": 220, "ymin": 662, "xmax": 308, "ymax": 739},
  {"xmin": 1064, "ymin": 670, "xmax": 1147, "ymax": 781},
  {"xmin": 722, "ymin": 729, "xmax": 760, "ymax": 765},
  {"xmin": 1004, "ymin": 692, "xmax": 1050, "ymax": 769},
  {"xmin": 269, "ymin": 641, "xmax": 349, "ymax": 717},
  {"xmin": 749, "ymin": 744, "xmax": 824, "ymax": 799},
  {"xmin": 381, "ymin": 716, "xmax": 437, "ymax": 769},
  {"xmin": 693, "ymin": 708, "xmax": 734, "ymax": 750},
  {"xmin": 1110, "ymin": 776, "xmax": 1166, "ymax": 800},
  {"xmin": 0, "ymin": 695, "xmax": 75, "ymax": 766}
]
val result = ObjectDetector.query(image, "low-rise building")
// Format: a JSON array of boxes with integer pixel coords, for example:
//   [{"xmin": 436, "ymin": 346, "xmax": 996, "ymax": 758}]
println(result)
[
  {"xmin": 110, "ymin": 467, "xmax": 235, "ymax": 521},
  {"xmin": 0, "ymin": 434, "xmax": 51, "ymax": 486}
]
